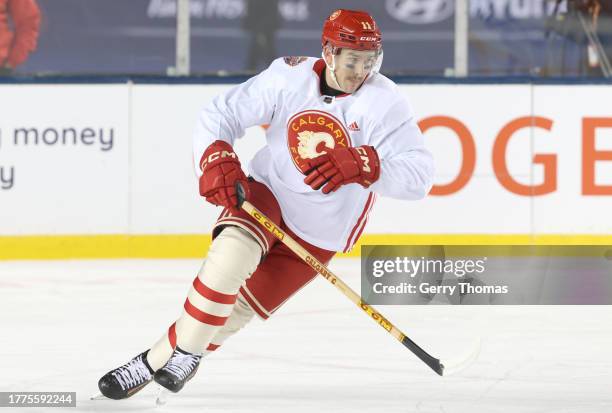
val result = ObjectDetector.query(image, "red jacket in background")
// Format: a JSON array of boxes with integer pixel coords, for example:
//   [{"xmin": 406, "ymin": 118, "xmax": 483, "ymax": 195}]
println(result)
[{"xmin": 0, "ymin": 0, "xmax": 41, "ymax": 68}]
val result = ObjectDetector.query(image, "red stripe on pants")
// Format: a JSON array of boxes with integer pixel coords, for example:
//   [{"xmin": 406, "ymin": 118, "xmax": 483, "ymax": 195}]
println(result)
[{"xmin": 239, "ymin": 286, "xmax": 270, "ymax": 319}]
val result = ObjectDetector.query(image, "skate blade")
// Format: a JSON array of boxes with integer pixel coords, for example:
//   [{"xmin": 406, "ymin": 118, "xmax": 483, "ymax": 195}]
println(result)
[{"xmin": 156, "ymin": 386, "xmax": 168, "ymax": 407}]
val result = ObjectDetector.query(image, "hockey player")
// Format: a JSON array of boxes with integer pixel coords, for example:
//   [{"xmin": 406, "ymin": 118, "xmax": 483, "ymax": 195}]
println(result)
[{"xmin": 98, "ymin": 9, "xmax": 434, "ymax": 399}]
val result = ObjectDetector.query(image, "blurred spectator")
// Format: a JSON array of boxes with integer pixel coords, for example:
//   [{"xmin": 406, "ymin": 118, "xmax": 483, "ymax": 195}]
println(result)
[
  {"xmin": 243, "ymin": 0, "xmax": 280, "ymax": 72},
  {"xmin": 544, "ymin": 0, "xmax": 612, "ymax": 76},
  {"xmin": 0, "ymin": 0, "xmax": 41, "ymax": 75},
  {"xmin": 590, "ymin": 0, "xmax": 612, "ymax": 75}
]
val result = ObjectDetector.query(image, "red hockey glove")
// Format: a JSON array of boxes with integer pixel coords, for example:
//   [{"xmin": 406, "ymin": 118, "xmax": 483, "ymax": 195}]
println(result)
[
  {"xmin": 303, "ymin": 145, "xmax": 380, "ymax": 194},
  {"xmin": 198, "ymin": 140, "xmax": 250, "ymax": 213}
]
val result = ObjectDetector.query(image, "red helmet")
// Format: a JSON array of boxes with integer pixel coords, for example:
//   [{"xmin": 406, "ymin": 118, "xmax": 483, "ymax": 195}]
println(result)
[{"xmin": 321, "ymin": 9, "xmax": 382, "ymax": 52}]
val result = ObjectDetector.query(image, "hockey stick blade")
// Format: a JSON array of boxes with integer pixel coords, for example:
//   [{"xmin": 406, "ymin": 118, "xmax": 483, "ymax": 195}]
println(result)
[
  {"xmin": 402, "ymin": 335, "xmax": 481, "ymax": 377},
  {"xmin": 401, "ymin": 335, "xmax": 444, "ymax": 376},
  {"xmin": 438, "ymin": 337, "xmax": 481, "ymax": 377}
]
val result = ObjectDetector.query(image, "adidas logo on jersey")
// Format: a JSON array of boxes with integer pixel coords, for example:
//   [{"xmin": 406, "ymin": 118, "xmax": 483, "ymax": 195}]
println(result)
[{"xmin": 348, "ymin": 122, "xmax": 360, "ymax": 132}]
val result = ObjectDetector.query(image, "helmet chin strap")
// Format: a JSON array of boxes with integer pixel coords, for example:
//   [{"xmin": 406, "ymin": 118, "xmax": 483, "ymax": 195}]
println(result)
[
  {"xmin": 321, "ymin": 50, "xmax": 343, "ymax": 92},
  {"xmin": 373, "ymin": 49, "xmax": 384, "ymax": 73}
]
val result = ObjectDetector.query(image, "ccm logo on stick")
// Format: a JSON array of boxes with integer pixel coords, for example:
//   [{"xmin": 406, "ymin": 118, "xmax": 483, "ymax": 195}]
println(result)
[
  {"xmin": 253, "ymin": 211, "xmax": 284, "ymax": 240},
  {"xmin": 360, "ymin": 301, "xmax": 392, "ymax": 332}
]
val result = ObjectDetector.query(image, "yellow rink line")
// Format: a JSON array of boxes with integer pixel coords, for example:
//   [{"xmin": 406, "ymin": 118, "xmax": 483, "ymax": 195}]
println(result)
[{"xmin": 0, "ymin": 234, "xmax": 611, "ymax": 260}]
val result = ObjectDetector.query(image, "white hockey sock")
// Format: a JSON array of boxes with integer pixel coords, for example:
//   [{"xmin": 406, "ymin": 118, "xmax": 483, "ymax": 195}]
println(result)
[
  {"xmin": 175, "ymin": 226, "xmax": 261, "ymax": 354},
  {"xmin": 146, "ymin": 296, "xmax": 256, "ymax": 371},
  {"xmin": 205, "ymin": 295, "xmax": 255, "ymax": 354},
  {"xmin": 146, "ymin": 325, "xmax": 176, "ymax": 371}
]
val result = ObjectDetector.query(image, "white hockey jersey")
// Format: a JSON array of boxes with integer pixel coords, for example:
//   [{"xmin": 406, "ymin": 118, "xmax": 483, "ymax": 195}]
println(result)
[{"xmin": 193, "ymin": 57, "xmax": 434, "ymax": 252}]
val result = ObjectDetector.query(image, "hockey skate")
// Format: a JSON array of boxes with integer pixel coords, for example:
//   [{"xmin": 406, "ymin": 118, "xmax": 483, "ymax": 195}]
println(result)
[
  {"xmin": 97, "ymin": 350, "xmax": 154, "ymax": 400},
  {"xmin": 154, "ymin": 347, "xmax": 202, "ymax": 393}
]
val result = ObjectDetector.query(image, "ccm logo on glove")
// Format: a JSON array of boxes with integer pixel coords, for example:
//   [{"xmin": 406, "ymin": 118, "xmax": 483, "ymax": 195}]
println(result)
[
  {"xmin": 304, "ymin": 145, "xmax": 381, "ymax": 194},
  {"xmin": 199, "ymin": 140, "xmax": 250, "ymax": 213},
  {"xmin": 356, "ymin": 147, "xmax": 372, "ymax": 173},
  {"xmin": 200, "ymin": 150, "xmax": 238, "ymax": 170}
]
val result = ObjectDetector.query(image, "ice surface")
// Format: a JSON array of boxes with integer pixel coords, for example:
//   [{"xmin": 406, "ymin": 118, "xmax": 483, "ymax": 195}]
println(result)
[{"xmin": 0, "ymin": 258, "xmax": 611, "ymax": 412}]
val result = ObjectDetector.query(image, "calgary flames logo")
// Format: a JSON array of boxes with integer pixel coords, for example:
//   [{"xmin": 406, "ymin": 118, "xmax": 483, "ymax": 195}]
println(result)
[
  {"xmin": 287, "ymin": 110, "xmax": 351, "ymax": 173},
  {"xmin": 297, "ymin": 131, "xmax": 335, "ymax": 160}
]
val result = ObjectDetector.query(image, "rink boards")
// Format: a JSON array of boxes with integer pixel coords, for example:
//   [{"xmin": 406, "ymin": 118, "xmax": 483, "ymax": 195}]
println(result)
[{"xmin": 0, "ymin": 82, "xmax": 611, "ymax": 258}]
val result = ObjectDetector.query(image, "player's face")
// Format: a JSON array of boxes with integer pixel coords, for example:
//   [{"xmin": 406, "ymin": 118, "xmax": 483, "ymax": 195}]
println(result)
[{"xmin": 327, "ymin": 49, "xmax": 378, "ymax": 93}]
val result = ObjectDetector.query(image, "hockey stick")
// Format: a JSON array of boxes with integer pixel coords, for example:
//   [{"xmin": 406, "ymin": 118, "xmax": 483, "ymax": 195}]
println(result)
[{"xmin": 235, "ymin": 183, "xmax": 445, "ymax": 376}]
